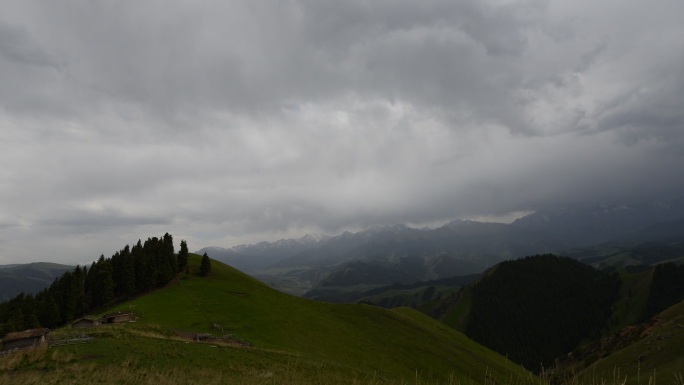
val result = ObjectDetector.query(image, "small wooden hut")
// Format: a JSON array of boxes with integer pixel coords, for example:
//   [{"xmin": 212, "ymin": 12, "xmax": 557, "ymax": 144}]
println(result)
[
  {"xmin": 71, "ymin": 317, "xmax": 99, "ymax": 329},
  {"xmin": 1, "ymin": 328, "xmax": 49, "ymax": 351},
  {"xmin": 102, "ymin": 311, "xmax": 135, "ymax": 324}
]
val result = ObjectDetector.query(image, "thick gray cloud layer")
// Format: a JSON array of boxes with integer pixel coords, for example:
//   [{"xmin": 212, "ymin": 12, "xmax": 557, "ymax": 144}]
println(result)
[{"xmin": 1, "ymin": 0, "xmax": 683, "ymax": 264}]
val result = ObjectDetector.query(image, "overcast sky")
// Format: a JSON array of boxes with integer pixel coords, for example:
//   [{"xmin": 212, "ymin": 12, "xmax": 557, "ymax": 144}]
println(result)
[{"xmin": 1, "ymin": 0, "xmax": 683, "ymax": 265}]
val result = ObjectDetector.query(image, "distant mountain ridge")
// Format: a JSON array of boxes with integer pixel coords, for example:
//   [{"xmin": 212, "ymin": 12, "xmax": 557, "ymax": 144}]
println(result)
[
  {"xmin": 0, "ymin": 262, "xmax": 74, "ymax": 301},
  {"xmin": 198, "ymin": 197, "xmax": 684, "ymax": 298},
  {"xmin": 511, "ymin": 197, "xmax": 684, "ymax": 246},
  {"xmin": 198, "ymin": 220, "xmax": 563, "ymax": 298},
  {"xmin": 197, "ymin": 233, "xmax": 329, "ymax": 272}
]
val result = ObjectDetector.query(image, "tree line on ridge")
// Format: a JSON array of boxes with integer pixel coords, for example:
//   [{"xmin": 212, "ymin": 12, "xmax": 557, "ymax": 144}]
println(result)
[{"xmin": 0, "ymin": 233, "xmax": 191, "ymax": 337}]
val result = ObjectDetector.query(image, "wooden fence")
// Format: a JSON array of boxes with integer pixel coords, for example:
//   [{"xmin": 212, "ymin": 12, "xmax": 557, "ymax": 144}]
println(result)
[{"xmin": 48, "ymin": 333, "xmax": 95, "ymax": 347}]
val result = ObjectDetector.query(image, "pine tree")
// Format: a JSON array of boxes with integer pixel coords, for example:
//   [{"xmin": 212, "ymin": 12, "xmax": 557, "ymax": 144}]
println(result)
[
  {"xmin": 178, "ymin": 240, "xmax": 189, "ymax": 273},
  {"xmin": 71, "ymin": 265, "xmax": 85, "ymax": 317},
  {"xmin": 132, "ymin": 240, "xmax": 146, "ymax": 292},
  {"xmin": 24, "ymin": 308, "xmax": 40, "ymax": 329},
  {"xmin": 56, "ymin": 271, "xmax": 76, "ymax": 321},
  {"xmin": 89, "ymin": 255, "xmax": 114, "ymax": 307},
  {"xmin": 163, "ymin": 233, "xmax": 177, "ymax": 277},
  {"xmin": 4, "ymin": 320, "xmax": 16, "ymax": 334},
  {"xmin": 9, "ymin": 308, "xmax": 24, "ymax": 332},
  {"xmin": 141, "ymin": 239, "xmax": 157, "ymax": 290},
  {"xmin": 199, "ymin": 252, "xmax": 211, "ymax": 277},
  {"xmin": 37, "ymin": 292, "xmax": 61, "ymax": 328},
  {"xmin": 121, "ymin": 245, "xmax": 136, "ymax": 298}
]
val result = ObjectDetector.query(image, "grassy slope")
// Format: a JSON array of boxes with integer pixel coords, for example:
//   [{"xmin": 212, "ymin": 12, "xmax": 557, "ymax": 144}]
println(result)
[
  {"xmin": 440, "ymin": 288, "xmax": 472, "ymax": 332},
  {"xmin": 358, "ymin": 286, "xmax": 455, "ymax": 310},
  {"xmin": 1, "ymin": 254, "xmax": 533, "ymax": 385},
  {"xmin": 106, "ymin": 254, "xmax": 531, "ymax": 383},
  {"xmin": 610, "ymin": 269, "xmax": 653, "ymax": 329},
  {"xmin": 575, "ymin": 300, "xmax": 684, "ymax": 385},
  {"xmin": 435, "ymin": 266, "xmax": 500, "ymax": 333}
]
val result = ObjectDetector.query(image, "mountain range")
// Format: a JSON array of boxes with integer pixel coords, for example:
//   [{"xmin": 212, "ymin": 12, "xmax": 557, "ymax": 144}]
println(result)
[
  {"xmin": 3, "ymin": 198, "xmax": 682, "ymax": 307},
  {"xmin": 198, "ymin": 197, "xmax": 684, "ymax": 300}
]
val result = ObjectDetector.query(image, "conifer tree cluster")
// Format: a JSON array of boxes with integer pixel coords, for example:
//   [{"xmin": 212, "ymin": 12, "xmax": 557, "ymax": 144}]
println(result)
[
  {"xmin": 0, "ymin": 233, "xmax": 187, "ymax": 337},
  {"xmin": 466, "ymin": 254, "xmax": 620, "ymax": 372},
  {"xmin": 643, "ymin": 262, "xmax": 684, "ymax": 320},
  {"xmin": 199, "ymin": 252, "xmax": 211, "ymax": 276}
]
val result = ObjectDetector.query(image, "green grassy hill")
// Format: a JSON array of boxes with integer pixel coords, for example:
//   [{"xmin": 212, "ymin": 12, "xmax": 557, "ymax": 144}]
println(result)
[
  {"xmin": 1, "ymin": 254, "xmax": 533, "ymax": 385},
  {"xmin": 572, "ymin": 300, "xmax": 684, "ymax": 385}
]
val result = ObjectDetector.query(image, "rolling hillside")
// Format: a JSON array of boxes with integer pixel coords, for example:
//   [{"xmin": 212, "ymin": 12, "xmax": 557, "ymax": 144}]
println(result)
[
  {"xmin": 1, "ymin": 254, "xmax": 534, "ymax": 385},
  {"xmin": 0, "ymin": 262, "xmax": 74, "ymax": 301},
  {"xmin": 298, "ymin": 220, "xmax": 564, "ymax": 301},
  {"xmin": 570, "ymin": 300, "xmax": 684, "ymax": 385},
  {"xmin": 356, "ymin": 274, "xmax": 479, "ymax": 310}
]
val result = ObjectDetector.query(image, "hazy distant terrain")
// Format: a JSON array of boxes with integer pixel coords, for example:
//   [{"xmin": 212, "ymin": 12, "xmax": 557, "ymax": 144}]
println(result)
[
  {"xmin": 0, "ymin": 262, "xmax": 74, "ymax": 301},
  {"xmin": 198, "ymin": 198, "xmax": 684, "ymax": 300}
]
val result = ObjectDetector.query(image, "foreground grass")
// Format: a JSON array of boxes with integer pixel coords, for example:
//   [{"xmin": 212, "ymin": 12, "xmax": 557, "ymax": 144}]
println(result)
[
  {"xmin": 2, "ymin": 339, "xmax": 681, "ymax": 385},
  {"xmin": 0, "ymin": 329, "xmax": 535, "ymax": 385},
  {"xmin": 2, "ymin": 298, "xmax": 682, "ymax": 385},
  {"xmin": 546, "ymin": 299, "xmax": 684, "ymax": 385},
  {"xmin": 574, "ymin": 301, "xmax": 684, "ymax": 385}
]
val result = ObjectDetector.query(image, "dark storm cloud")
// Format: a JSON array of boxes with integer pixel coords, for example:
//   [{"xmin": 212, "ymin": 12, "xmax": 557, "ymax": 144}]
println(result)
[
  {"xmin": 596, "ymin": 82, "xmax": 684, "ymax": 145},
  {"xmin": 37, "ymin": 207, "xmax": 171, "ymax": 229},
  {"xmin": 1, "ymin": 0, "xmax": 683, "ymax": 263},
  {"xmin": 0, "ymin": 21, "xmax": 59, "ymax": 68}
]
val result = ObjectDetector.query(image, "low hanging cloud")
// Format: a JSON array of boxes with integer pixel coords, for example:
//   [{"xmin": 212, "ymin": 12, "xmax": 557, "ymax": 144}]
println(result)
[{"xmin": 0, "ymin": 0, "xmax": 683, "ymax": 264}]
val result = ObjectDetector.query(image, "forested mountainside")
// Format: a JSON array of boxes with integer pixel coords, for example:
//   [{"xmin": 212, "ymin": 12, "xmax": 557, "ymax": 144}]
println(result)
[
  {"xmin": 643, "ymin": 262, "xmax": 684, "ymax": 320},
  {"xmin": 0, "ymin": 234, "xmax": 189, "ymax": 337},
  {"xmin": 465, "ymin": 255, "xmax": 621, "ymax": 371},
  {"xmin": 359, "ymin": 254, "xmax": 684, "ymax": 374}
]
